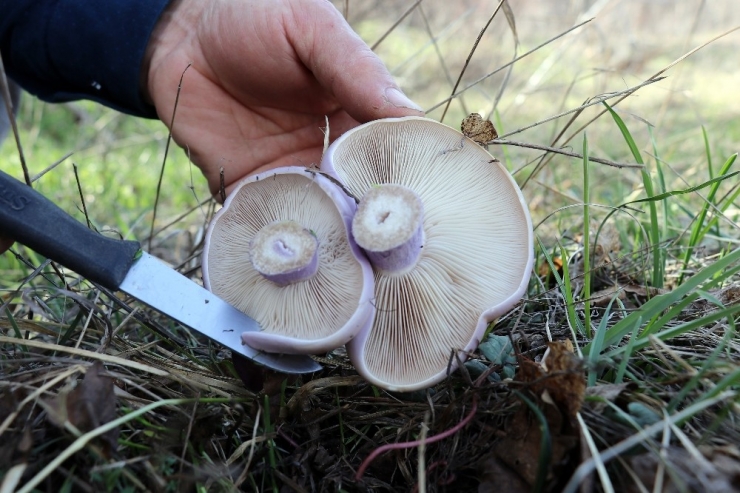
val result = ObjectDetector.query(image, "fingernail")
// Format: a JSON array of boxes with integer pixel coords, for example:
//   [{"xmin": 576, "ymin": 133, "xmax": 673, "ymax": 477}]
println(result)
[{"xmin": 385, "ymin": 87, "xmax": 424, "ymax": 113}]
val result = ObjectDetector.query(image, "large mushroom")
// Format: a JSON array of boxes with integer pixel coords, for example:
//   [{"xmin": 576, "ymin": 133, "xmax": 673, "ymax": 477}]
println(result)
[
  {"xmin": 320, "ymin": 117, "xmax": 533, "ymax": 391},
  {"xmin": 202, "ymin": 166, "xmax": 375, "ymax": 354}
]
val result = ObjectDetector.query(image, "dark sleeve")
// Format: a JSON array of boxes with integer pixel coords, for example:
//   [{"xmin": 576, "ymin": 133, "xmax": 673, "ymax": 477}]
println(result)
[{"xmin": 0, "ymin": 0, "xmax": 172, "ymax": 118}]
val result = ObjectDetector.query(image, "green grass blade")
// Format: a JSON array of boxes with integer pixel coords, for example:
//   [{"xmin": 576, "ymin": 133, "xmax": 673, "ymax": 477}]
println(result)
[
  {"xmin": 583, "ymin": 247, "xmax": 740, "ymax": 355},
  {"xmin": 649, "ymin": 126, "xmax": 669, "ymax": 242},
  {"xmin": 614, "ymin": 318, "xmax": 642, "ymax": 384},
  {"xmin": 697, "ymin": 184, "xmax": 740, "ymax": 240},
  {"xmin": 679, "ymin": 153, "xmax": 738, "ymax": 283},
  {"xmin": 602, "ymin": 101, "xmax": 663, "ymax": 288},
  {"xmin": 582, "ymin": 134, "xmax": 592, "ymax": 338},
  {"xmin": 702, "ymin": 125, "xmax": 713, "ymax": 179},
  {"xmin": 536, "ymin": 237, "xmax": 582, "ymax": 344},
  {"xmin": 588, "ymin": 294, "xmax": 619, "ymax": 386},
  {"xmin": 666, "ymin": 318, "xmax": 735, "ymax": 413},
  {"xmin": 605, "ymin": 302, "xmax": 740, "ymax": 358}
]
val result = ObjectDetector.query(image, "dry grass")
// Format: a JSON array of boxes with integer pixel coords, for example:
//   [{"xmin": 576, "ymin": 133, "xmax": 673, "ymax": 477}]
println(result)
[{"xmin": 2, "ymin": 1, "xmax": 740, "ymax": 491}]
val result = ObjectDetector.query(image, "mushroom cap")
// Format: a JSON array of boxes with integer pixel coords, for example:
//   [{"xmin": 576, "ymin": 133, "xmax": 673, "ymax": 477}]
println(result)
[
  {"xmin": 321, "ymin": 117, "xmax": 533, "ymax": 391},
  {"xmin": 202, "ymin": 166, "xmax": 375, "ymax": 354}
]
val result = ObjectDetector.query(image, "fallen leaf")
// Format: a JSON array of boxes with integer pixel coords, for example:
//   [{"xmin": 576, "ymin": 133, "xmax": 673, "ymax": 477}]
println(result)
[
  {"xmin": 540, "ymin": 341, "xmax": 586, "ymax": 419},
  {"xmin": 478, "ymin": 455, "xmax": 529, "ymax": 493},
  {"xmin": 623, "ymin": 284, "xmax": 670, "ymax": 298},
  {"xmin": 461, "ymin": 113, "xmax": 497, "ymax": 145},
  {"xmin": 538, "ymin": 256, "xmax": 564, "ymax": 287},
  {"xmin": 0, "ymin": 389, "xmax": 31, "ymax": 467},
  {"xmin": 46, "ymin": 362, "xmax": 118, "ymax": 455},
  {"xmin": 616, "ymin": 402, "xmax": 661, "ymax": 428},
  {"xmin": 492, "ymin": 342, "xmax": 584, "ymax": 491},
  {"xmin": 590, "ymin": 285, "xmax": 627, "ymax": 307},
  {"xmin": 490, "ymin": 400, "xmax": 578, "ymax": 489},
  {"xmin": 584, "ymin": 383, "xmax": 633, "ymax": 413},
  {"xmin": 479, "ymin": 334, "xmax": 517, "ymax": 367},
  {"xmin": 628, "ymin": 446, "xmax": 740, "ymax": 492},
  {"xmin": 478, "ymin": 334, "xmax": 517, "ymax": 378}
]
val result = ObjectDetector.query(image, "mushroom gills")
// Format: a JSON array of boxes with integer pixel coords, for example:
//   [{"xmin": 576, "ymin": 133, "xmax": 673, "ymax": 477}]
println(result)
[
  {"xmin": 201, "ymin": 167, "xmax": 376, "ymax": 355},
  {"xmin": 250, "ymin": 220, "xmax": 319, "ymax": 286},
  {"xmin": 352, "ymin": 184, "xmax": 424, "ymax": 273},
  {"xmin": 320, "ymin": 116, "xmax": 534, "ymax": 391}
]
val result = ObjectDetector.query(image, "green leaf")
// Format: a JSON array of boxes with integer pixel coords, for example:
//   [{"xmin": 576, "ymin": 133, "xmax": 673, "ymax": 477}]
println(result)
[
  {"xmin": 627, "ymin": 402, "xmax": 661, "ymax": 427},
  {"xmin": 479, "ymin": 334, "xmax": 516, "ymax": 366}
]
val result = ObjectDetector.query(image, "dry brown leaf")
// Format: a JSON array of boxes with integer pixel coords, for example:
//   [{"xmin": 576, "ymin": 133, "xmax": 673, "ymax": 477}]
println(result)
[
  {"xmin": 490, "ymin": 402, "xmax": 579, "ymax": 489},
  {"xmin": 461, "ymin": 113, "xmax": 498, "ymax": 145},
  {"xmin": 478, "ymin": 456, "xmax": 529, "ymax": 493},
  {"xmin": 628, "ymin": 446, "xmax": 740, "ymax": 492},
  {"xmin": 570, "ymin": 221, "xmax": 621, "ymax": 281},
  {"xmin": 538, "ymin": 256, "xmax": 564, "ymax": 288},
  {"xmin": 541, "ymin": 341, "xmax": 586, "ymax": 419},
  {"xmin": 717, "ymin": 285, "xmax": 740, "ymax": 305},
  {"xmin": 46, "ymin": 361, "xmax": 118, "ymax": 454},
  {"xmin": 0, "ymin": 390, "xmax": 33, "ymax": 468},
  {"xmin": 590, "ymin": 285, "xmax": 627, "ymax": 307},
  {"xmin": 591, "ymin": 284, "xmax": 670, "ymax": 307},
  {"xmin": 584, "ymin": 383, "xmax": 633, "ymax": 414},
  {"xmin": 623, "ymin": 284, "xmax": 669, "ymax": 298},
  {"xmin": 497, "ymin": 343, "xmax": 583, "ymax": 489}
]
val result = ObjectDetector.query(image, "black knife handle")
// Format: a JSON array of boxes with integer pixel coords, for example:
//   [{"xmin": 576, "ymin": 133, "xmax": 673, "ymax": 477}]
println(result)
[{"xmin": 0, "ymin": 169, "xmax": 140, "ymax": 289}]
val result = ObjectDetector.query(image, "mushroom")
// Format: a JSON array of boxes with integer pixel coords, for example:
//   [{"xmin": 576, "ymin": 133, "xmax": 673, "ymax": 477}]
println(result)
[
  {"xmin": 320, "ymin": 117, "xmax": 533, "ymax": 391},
  {"xmin": 202, "ymin": 166, "xmax": 375, "ymax": 354}
]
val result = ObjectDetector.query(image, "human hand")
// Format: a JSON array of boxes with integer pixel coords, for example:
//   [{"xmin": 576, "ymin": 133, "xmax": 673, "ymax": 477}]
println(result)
[{"xmin": 143, "ymin": 0, "xmax": 424, "ymax": 197}]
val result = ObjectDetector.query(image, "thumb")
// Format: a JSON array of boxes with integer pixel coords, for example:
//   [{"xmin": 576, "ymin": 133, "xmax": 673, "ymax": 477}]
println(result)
[{"xmin": 288, "ymin": 2, "xmax": 424, "ymax": 123}]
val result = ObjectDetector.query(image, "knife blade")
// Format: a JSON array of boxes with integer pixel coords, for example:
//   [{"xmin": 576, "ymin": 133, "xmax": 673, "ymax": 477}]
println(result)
[{"xmin": 0, "ymin": 169, "xmax": 321, "ymax": 374}]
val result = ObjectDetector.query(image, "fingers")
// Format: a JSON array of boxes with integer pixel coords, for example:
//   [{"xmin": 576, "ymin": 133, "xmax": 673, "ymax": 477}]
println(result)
[{"xmin": 287, "ymin": 1, "xmax": 424, "ymax": 123}]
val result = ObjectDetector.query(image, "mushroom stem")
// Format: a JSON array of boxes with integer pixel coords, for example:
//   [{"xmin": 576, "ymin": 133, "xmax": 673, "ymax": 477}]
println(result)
[
  {"xmin": 352, "ymin": 184, "xmax": 424, "ymax": 273},
  {"xmin": 249, "ymin": 220, "xmax": 319, "ymax": 286}
]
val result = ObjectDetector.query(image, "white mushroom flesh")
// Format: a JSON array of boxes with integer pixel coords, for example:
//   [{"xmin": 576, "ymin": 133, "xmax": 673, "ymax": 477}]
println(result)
[
  {"xmin": 352, "ymin": 184, "xmax": 424, "ymax": 273},
  {"xmin": 250, "ymin": 220, "xmax": 319, "ymax": 285}
]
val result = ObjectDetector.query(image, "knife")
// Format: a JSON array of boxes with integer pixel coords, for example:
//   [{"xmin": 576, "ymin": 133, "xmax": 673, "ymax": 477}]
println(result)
[{"xmin": 0, "ymin": 169, "xmax": 321, "ymax": 374}]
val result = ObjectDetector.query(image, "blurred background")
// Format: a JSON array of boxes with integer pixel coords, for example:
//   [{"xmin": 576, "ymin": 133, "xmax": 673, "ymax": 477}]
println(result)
[
  {"xmin": 342, "ymin": 0, "xmax": 739, "ymax": 230},
  {"xmin": 1, "ymin": 0, "xmax": 738, "ymax": 256}
]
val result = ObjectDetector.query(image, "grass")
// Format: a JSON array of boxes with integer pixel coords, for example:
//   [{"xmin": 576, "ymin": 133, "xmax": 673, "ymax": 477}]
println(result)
[{"xmin": 2, "ymin": 0, "xmax": 740, "ymax": 491}]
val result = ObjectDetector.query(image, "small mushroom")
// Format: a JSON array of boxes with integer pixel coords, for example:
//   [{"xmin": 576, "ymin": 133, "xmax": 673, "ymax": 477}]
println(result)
[
  {"xmin": 321, "ymin": 117, "xmax": 533, "ymax": 391},
  {"xmin": 202, "ymin": 166, "xmax": 375, "ymax": 354}
]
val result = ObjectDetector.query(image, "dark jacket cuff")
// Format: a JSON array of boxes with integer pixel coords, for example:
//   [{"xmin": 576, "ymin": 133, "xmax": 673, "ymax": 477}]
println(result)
[{"xmin": 0, "ymin": 0, "xmax": 172, "ymax": 118}]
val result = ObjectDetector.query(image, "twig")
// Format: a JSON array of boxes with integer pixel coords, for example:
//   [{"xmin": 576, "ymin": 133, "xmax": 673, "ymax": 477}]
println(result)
[
  {"xmin": 177, "ymin": 397, "xmax": 199, "ymax": 489},
  {"xmin": 440, "ymin": 1, "xmax": 503, "ymax": 123},
  {"xmin": 499, "ymin": 77, "xmax": 665, "ymax": 140},
  {"xmin": 73, "ymin": 164, "xmax": 92, "ymax": 229},
  {"xmin": 355, "ymin": 394, "xmax": 478, "ymax": 481},
  {"xmin": 426, "ymin": 18, "xmax": 594, "ymax": 113},
  {"xmin": 219, "ymin": 167, "xmax": 226, "ymax": 203},
  {"xmin": 418, "ymin": 5, "xmax": 468, "ymax": 117},
  {"xmin": 31, "ymin": 152, "xmax": 74, "ymax": 183},
  {"xmin": 0, "ymin": 52, "xmax": 29, "ymax": 186},
  {"xmin": 370, "ymin": 0, "xmax": 423, "ymax": 51},
  {"xmin": 149, "ymin": 63, "xmax": 191, "ymax": 251},
  {"xmin": 558, "ymin": 25, "xmax": 740, "ymax": 150},
  {"xmin": 491, "ymin": 139, "xmax": 643, "ymax": 169},
  {"xmin": 562, "ymin": 391, "xmax": 737, "ymax": 493},
  {"xmin": 303, "ymin": 168, "xmax": 359, "ymax": 204}
]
